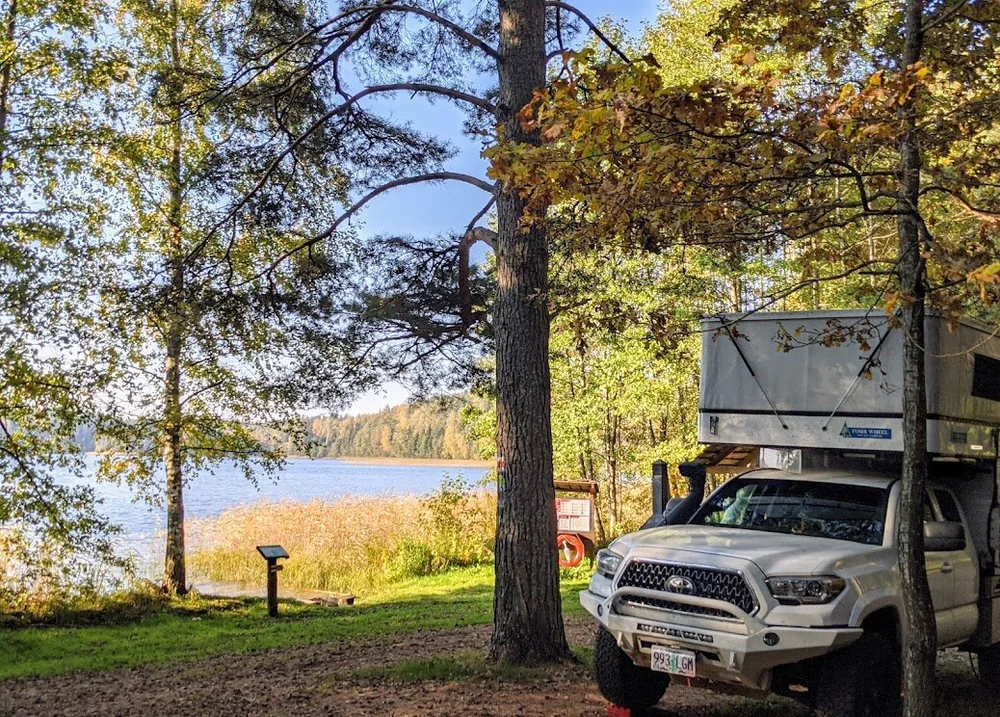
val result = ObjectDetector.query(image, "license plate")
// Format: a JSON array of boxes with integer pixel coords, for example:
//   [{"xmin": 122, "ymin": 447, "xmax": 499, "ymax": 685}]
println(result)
[{"xmin": 650, "ymin": 646, "xmax": 697, "ymax": 677}]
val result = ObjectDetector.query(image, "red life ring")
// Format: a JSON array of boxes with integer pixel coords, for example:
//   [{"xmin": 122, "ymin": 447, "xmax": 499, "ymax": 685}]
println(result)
[{"xmin": 556, "ymin": 533, "xmax": 586, "ymax": 568}]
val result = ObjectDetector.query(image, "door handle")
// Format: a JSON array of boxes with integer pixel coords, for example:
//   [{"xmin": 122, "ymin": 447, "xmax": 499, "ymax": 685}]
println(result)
[{"xmin": 940, "ymin": 563, "xmax": 954, "ymax": 574}]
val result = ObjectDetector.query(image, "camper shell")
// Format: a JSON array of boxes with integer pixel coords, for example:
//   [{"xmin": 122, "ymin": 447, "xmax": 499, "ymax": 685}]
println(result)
[{"xmin": 697, "ymin": 309, "xmax": 1000, "ymax": 647}]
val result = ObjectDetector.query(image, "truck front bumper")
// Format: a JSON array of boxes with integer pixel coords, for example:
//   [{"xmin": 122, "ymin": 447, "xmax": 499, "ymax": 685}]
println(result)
[{"xmin": 581, "ymin": 588, "xmax": 863, "ymax": 691}]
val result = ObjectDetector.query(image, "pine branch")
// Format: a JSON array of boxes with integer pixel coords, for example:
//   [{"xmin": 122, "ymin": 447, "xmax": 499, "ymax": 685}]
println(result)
[
  {"xmin": 250, "ymin": 172, "xmax": 495, "ymax": 284},
  {"xmin": 544, "ymin": 1, "xmax": 631, "ymax": 63},
  {"xmin": 189, "ymin": 83, "xmax": 495, "ymax": 264}
]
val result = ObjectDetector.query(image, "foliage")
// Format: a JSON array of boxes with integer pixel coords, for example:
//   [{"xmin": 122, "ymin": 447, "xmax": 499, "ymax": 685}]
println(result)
[
  {"xmin": 420, "ymin": 477, "xmax": 495, "ymax": 567},
  {"xmin": 0, "ymin": 577, "xmax": 164, "ymax": 629},
  {"xmin": 0, "ymin": 0, "xmax": 128, "ymax": 580},
  {"xmin": 547, "ymin": 248, "xmax": 704, "ymax": 535},
  {"xmin": 305, "ymin": 399, "xmax": 484, "ymax": 460},
  {"xmin": 491, "ymin": 0, "xmax": 1000, "ymax": 711},
  {"xmin": 79, "ymin": 0, "xmax": 381, "ymax": 593},
  {"xmin": 0, "ymin": 532, "xmax": 133, "ymax": 618},
  {"xmin": 462, "ymin": 1, "xmax": 840, "ymax": 540},
  {"xmin": 490, "ymin": 17, "xmax": 999, "ymax": 318}
]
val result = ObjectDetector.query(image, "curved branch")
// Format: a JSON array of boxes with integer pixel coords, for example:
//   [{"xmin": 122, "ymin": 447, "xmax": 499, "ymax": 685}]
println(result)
[
  {"xmin": 925, "ymin": 0, "xmax": 970, "ymax": 31},
  {"xmin": 336, "ymin": 2, "xmax": 499, "ymax": 60},
  {"xmin": 188, "ymin": 83, "xmax": 495, "ymax": 265},
  {"xmin": 920, "ymin": 184, "xmax": 1000, "ymax": 222},
  {"xmin": 253, "ymin": 172, "xmax": 495, "ymax": 284},
  {"xmin": 545, "ymin": 1, "xmax": 631, "ymax": 64},
  {"xmin": 458, "ymin": 198, "xmax": 497, "ymax": 328}
]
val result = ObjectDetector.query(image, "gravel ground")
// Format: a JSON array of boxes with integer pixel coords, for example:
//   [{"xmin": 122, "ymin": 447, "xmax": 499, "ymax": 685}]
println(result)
[{"xmin": 0, "ymin": 619, "xmax": 992, "ymax": 717}]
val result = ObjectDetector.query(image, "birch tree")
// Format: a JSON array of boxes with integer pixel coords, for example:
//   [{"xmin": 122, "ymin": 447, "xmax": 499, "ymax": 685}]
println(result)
[
  {"xmin": 0, "ymin": 0, "xmax": 125, "ymax": 592},
  {"xmin": 93, "ymin": 0, "xmax": 370, "ymax": 594}
]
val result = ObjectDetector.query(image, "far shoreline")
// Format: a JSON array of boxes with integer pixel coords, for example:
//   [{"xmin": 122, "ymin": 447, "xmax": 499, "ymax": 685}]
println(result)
[
  {"xmin": 322, "ymin": 456, "xmax": 494, "ymax": 468},
  {"xmin": 83, "ymin": 451, "xmax": 495, "ymax": 469}
]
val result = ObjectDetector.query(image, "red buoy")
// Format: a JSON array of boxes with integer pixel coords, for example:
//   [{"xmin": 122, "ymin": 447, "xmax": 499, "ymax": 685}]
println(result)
[{"xmin": 556, "ymin": 532, "xmax": 586, "ymax": 568}]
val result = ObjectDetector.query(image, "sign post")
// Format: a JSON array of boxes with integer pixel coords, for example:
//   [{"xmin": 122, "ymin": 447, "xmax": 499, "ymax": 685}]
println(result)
[{"xmin": 256, "ymin": 545, "xmax": 289, "ymax": 617}]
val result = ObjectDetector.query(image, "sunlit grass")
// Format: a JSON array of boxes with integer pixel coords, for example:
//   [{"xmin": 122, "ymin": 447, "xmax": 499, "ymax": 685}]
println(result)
[{"xmin": 1, "ymin": 565, "xmax": 590, "ymax": 681}]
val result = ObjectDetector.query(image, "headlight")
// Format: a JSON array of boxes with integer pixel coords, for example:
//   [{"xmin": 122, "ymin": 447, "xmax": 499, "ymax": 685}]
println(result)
[
  {"xmin": 596, "ymin": 549, "xmax": 624, "ymax": 579},
  {"xmin": 766, "ymin": 576, "xmax": 846, "ymax": 605}
]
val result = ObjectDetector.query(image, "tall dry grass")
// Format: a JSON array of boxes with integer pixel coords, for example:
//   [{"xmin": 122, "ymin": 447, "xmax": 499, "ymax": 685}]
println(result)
[
  {"xmin": 190, "ymin": 478, "xmax": 496, "ymax": 594},
  {"xmin": 0, "ymin": 529, "xmax": 136, "ymax": 619}
]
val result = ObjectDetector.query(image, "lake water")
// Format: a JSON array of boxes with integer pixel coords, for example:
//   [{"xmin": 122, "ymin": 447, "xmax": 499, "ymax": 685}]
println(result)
[{"xmin": 63, "ymin": 457, "xmax": 490, "ymax": 580}]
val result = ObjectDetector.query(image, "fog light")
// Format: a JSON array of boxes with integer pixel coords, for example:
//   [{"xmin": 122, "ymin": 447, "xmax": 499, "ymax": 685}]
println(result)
[
  {"xmin": 763, "ymin": 632, "xmax": 780, "ymax": 647},
  {"xmin": 597, "ymin": 605, "xmax": 603, "ymax": 617}
]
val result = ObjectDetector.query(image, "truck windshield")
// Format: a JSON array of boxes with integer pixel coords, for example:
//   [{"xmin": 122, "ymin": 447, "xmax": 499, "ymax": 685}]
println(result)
[{"xmin": 690, "ymin": 478, "xmax": 889, "ymax": 545}]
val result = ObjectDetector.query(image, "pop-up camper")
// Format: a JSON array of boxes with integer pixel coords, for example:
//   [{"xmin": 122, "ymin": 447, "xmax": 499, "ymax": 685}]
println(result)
[{"xmin": 582, "ymin": 309, "xmax": 1000, "ymax": 717}]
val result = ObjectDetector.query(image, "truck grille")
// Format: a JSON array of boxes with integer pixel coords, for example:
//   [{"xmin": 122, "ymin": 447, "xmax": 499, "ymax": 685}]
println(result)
[{"xmin": 616, "ymin": 559, "xmax": 758, "ymax": 620}]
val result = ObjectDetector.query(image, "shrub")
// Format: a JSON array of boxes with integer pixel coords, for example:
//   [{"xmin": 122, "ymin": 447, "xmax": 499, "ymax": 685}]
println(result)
[
  {"xmin": 420, "ymin": 477, "xmax": 495, "ymax": 570},
  {"xmin": 388, "ymin": 540, "xmax": 435, "ymax": 579}
]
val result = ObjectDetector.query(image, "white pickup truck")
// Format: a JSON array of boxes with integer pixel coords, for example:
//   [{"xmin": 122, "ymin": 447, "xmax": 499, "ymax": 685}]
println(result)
[{"xmin": 583, "ymin": 464, "xmax": 1000, "ymax": 716}]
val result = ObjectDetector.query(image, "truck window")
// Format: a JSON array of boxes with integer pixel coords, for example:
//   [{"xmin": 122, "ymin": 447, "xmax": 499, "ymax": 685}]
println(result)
[
  {"xmin": 691, "ymin": 479, "xmax": 889, "ymax": 545},
  {"xmin": 933, "ymin": 490, "xmax": 963, "ymax": 523}
]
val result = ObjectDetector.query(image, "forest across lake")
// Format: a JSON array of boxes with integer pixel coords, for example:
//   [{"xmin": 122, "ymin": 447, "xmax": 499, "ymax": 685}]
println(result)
[{"xmin": 71, "ymin": 399, "xmax": 487, "ymax": 461}]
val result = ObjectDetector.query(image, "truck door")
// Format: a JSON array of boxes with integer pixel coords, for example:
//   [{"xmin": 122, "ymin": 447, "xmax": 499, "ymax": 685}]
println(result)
[
  {"xmin": 924, "ymin": 491, "xmax": 957, "ymax": 646},
  {"xmin": 931, "ymin": 487, "xmax": 980, "ymax": 644}
]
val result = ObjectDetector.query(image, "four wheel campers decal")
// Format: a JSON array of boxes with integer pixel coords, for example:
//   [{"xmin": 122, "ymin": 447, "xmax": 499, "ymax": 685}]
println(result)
[{"xmin": 839, "ymin": 423, "xmax": 892, "ymax": 439}]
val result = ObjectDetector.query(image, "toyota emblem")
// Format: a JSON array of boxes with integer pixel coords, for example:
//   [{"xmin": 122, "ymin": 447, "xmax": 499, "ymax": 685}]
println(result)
[{"xmin": 665, "ymin": 575, "xmax": 696, "ymax": 595}]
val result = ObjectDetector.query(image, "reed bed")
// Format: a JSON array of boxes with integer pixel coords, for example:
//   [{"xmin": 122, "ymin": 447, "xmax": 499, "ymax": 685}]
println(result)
[{"xmin": 190, "ymin": 479, "xmax": 497, "ymax": 594}]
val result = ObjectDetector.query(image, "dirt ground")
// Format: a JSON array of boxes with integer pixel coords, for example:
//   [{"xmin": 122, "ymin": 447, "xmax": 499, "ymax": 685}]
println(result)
[{"xmin": 0, "ymin": 618, "xmax": 991, "ymax": 717}]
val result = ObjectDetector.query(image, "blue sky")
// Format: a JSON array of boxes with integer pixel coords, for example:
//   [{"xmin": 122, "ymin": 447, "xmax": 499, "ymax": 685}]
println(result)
[{"xmin": 347, "ymin": 1, "xmax": 663, "ymax": 414}]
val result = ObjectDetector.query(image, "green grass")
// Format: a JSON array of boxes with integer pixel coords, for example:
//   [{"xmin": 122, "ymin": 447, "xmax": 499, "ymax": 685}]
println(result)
[
  {"xmin": 333, "ymin": 650, "xmax": 564, "ymax": 684},
  {"xmin": 0, "ymin": 566, "xmax": 590, "ymax": 681}
]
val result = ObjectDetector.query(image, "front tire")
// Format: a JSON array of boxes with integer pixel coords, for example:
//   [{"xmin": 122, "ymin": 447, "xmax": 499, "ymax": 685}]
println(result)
[
  {"xmin": 812, "ymin": 633, "xmax": 901, "ymax": 717},
  {"xmin": 594, "ymin": 627, "xmax": 669, "ymax": 711}
]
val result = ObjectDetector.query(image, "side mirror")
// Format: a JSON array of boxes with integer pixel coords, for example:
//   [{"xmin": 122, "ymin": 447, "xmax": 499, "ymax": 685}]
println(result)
[
  {"xmin": 924, "ymin": 521, "xmax": 966, "ymax": 552},
  {"xmin": 638, "ymin": 497, "xmax": 694, "ymax": 530}
]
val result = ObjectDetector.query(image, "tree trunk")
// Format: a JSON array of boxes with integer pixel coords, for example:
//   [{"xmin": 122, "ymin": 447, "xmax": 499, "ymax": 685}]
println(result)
[
  {"xmin": 592, "ymin": 489, "xmax": 607, "ymax": 546},
  {"xmin": 897, "ymin": 1, "xmax": 936, "ymax": 714},
  {"xmin": 0, "ymin": 0, "xmax": 16, "ymax": 168},
  {"xmin": 729, "ymin": 277, "xmax": 741, "ymax": 312},
  {"xmin": 162, "ymin": 0, "xmax": 187, "ymax": 596},
  {"xmin": 489, "ymin": 0, "xmax": 569, "ymax": 664},
  {"xmin": 604, "ymin": 399, "xmax": 617, "ymax": 530},
  {"xmin": 162, "ymin": 315, "xmax": 186, "ymax": 594}
]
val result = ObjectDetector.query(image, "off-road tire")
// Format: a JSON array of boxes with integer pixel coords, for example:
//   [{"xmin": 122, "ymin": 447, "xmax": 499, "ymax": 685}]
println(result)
[
  {"xmin": 593, "ymin": 627, "xmax": 670, "ymax": 712},
  {"xmin": 977, "ymin": 643, "xmax": 1000, "ymax": 695},
  {"xmin": 813, "ymin": 633, "xmax": 901, "ymax": 717}
]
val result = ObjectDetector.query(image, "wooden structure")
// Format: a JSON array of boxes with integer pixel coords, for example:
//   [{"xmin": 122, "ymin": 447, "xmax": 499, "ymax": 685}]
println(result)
[{"xmin": 554, "ymin": 479, "xmax": 599, "ymax": 568}]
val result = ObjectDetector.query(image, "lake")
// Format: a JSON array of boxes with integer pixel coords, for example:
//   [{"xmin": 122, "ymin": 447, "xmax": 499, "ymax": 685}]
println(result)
[{"xmin": 63, "ymin": 457, "xmax": 491, "ymax": 579}]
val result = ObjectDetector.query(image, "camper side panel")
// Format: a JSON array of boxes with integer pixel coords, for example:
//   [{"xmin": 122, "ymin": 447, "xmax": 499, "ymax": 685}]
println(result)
[{"xmin": 699, "ymin": 311, "xmax": 1000, "ymax": 457}]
